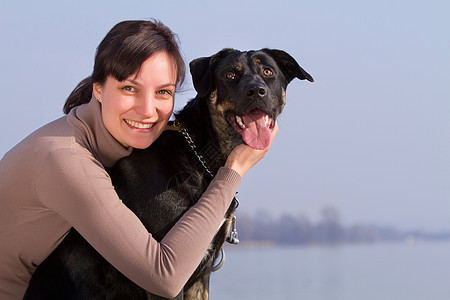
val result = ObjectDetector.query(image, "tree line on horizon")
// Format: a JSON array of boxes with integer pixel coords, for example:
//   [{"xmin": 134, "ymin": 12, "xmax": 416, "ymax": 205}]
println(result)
[{"xmin": 233, "ymin": 206, "xmax": 450, "ymax": 246}]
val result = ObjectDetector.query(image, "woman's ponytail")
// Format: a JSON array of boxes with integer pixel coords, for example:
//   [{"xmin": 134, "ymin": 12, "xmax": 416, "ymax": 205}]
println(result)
[{"xmin": 63, "ymin": 77, "xmax": 93, "ymax": 114}]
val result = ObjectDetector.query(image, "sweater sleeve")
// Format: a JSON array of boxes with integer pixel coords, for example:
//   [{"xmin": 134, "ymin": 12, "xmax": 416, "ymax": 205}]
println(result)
[{"xmin": 35, "ymin": 148, "xmax": 241, "ymax": 298}]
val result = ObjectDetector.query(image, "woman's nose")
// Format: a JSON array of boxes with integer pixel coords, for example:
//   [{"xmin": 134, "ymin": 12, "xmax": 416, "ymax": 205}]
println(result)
[{"xmin": 136, "ymin": 95, "xmax": 157, "ymax": 117}]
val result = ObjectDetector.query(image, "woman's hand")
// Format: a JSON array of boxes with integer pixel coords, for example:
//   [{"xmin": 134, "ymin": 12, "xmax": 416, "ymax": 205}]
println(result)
[{"xmin": 225, "ymin": 122, "xmax": 279, "ymax": 177}]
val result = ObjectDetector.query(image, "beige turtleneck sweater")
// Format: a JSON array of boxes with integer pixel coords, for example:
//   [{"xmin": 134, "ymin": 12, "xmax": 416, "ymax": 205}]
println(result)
[{"xmin": 0, "ymin": 99, "xmax": 241, "ymax": 299}]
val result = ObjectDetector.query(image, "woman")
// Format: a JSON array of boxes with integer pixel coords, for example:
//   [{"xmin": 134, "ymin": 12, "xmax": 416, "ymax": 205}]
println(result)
[{"xmin": 0, "ymin": 20, "xmax": 277, "ymax": 298}]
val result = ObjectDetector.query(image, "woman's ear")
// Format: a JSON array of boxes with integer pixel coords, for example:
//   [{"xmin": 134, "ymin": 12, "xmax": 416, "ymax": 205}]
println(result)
[{"xmin": 93, "ymin": 82, "xmax": 102, "ymax": 102}]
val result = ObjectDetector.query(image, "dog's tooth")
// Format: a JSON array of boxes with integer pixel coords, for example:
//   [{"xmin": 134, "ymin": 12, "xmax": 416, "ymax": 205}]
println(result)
[
  {"xmin": 236, "ymin": 115, "xmax": 245, "ymax": 129},
  {"xmin": 264, "ymin": 114, "xmax": 269, "ymax": 126}
]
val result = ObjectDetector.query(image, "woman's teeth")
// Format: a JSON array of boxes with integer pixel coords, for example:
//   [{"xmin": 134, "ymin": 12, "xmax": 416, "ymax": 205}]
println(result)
[{"xmin": 125, "ymin": 119, "xmax": 154, "ymax": 129}]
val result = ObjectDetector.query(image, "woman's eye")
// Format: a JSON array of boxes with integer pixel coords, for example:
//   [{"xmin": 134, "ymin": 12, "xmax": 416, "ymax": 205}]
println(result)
[
  {"xmin": 225, "ymin": 71, "xmax": 236, "ymax": 80},
  {"xmin": 263, "ymin": 68, "xmax": 274, "ymax": 77},
  {"xmin": 122, "ymin": 86, "xmax": 136, "ymax": 92},
  {"xmin": 157, "ymin": 90, "xmax": 173, "ymax": 96}
]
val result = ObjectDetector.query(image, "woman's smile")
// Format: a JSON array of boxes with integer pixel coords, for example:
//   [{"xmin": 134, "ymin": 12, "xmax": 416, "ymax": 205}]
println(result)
[{"xmin": 124, "ymin": 119, "xmax": 156, "ymax": 130}]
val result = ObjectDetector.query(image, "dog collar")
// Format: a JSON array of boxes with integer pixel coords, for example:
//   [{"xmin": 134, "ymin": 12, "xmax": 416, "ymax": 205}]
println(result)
[
  {"xmin": 165, "ymin": 121, "xmax": 182, "ymax": 132},
  {"xmin": 166, "ymin": 120, "xmax": 214, "ymax": 178}
]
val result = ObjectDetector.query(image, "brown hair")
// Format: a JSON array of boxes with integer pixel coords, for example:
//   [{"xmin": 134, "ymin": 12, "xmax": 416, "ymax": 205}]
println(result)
[{"xmin": 63, "ymin": 20, "xmax": 185, "ymax": 114}]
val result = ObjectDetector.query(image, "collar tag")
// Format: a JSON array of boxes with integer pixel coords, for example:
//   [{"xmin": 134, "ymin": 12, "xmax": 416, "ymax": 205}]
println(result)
[{"xmin": 165, "ymin": 121, "xmax": 182, "ymax": 132}]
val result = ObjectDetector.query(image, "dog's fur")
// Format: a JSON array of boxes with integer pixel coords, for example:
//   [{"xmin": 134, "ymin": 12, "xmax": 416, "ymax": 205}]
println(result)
[{"xmin": 24, "ymin": 48, "xmax": 313, "ymax": 299}]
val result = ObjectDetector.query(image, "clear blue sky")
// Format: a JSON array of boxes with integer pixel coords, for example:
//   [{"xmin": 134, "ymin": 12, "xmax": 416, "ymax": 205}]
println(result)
[{"xmin": 1, "ymin": 0, "xmax": 449, "ymax": 231}]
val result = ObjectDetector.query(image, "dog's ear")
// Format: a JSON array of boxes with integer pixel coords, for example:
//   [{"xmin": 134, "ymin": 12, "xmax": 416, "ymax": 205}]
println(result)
[
  {"xmin": 189, "ymin": 48, "xmax": 235, "ymax": 97},
  {"xmin": 262, "ymin": 49, "xmax": 314, "ymax": 83}
]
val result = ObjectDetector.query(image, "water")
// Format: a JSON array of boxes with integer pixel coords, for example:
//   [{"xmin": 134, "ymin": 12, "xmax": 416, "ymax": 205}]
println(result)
[{"xmin": 209, "ymin": 241, "xmax": 450, "ymax": 300}]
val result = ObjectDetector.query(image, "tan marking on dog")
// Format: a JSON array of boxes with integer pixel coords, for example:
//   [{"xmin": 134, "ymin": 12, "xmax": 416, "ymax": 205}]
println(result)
[
  {"xmin": 208, "ymin": 90, "xmax": 218, "ymax": 107},
  {"xmin": 184, "ymin": 279, "xmax": 209, "ymax": 300},
  {"xmin": 207, "ymin": 98, "xmax": 239, "ymax": 155},
  {"xmin": 254, "ymin": 58, "xmax": 261, "ymax": 64},
  {"xmin": 217, "ymin": 101, "xmax": 236, "ymax": 113}
]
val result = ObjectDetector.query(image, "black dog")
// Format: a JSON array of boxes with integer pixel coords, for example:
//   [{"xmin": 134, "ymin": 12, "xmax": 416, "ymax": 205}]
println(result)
[{"xmin": 24, "ymin": 48, "xmax": 313, "ymax": 299}]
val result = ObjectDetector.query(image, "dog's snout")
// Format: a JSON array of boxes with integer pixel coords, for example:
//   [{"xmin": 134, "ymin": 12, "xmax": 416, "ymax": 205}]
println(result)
[{"xmin": 245, "ymin": 83, "xmax": 267, "ymax": 98}]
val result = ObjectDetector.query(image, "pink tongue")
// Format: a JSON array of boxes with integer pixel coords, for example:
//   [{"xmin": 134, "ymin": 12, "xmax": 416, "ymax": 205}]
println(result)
[{"xmin": 241, "ymin": 109, "xmax": 272, "ymax": 150}]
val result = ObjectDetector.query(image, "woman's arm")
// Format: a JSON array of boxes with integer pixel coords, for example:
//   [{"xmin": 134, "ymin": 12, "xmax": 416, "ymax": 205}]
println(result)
[{"xmin": 35, "ymin": 148, "xmax": 240, "ymax": 298}]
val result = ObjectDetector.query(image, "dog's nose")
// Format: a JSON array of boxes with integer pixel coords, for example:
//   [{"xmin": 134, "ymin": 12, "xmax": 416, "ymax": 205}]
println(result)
[{"xmin": 245, "ymin": 83, "xmax": 267, "ymax": 98}]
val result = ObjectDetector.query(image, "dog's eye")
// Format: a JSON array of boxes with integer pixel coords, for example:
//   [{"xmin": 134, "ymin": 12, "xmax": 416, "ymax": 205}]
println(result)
[
  {"xmin": 263, "ymin": 68, "xmax": 274, "ymax": 77},
  {"xmin": 225, "ymin": 71, "xmax": 236, "ymax": 80}
]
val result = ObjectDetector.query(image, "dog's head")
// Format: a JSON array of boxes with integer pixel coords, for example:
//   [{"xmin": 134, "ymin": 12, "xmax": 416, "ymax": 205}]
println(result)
[{"xmin": 189, "ymin": 48, "xmax": 313, "ymax": 150}]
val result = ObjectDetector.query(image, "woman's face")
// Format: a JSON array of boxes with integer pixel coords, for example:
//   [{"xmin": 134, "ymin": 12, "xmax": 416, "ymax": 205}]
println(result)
[{"xmin": 94, "ymin": 51, "xmax": 177, "ymax": 149}]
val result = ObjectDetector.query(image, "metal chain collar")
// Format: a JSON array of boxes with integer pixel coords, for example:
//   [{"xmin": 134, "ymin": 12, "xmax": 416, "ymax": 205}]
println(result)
[
  {"xmin": 176, "ymin": 121, "xmax": 215, "ymax": 178},
  {"xmin": 171, "ymin": 121, "xmax": 240, "ymax": 254}
]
